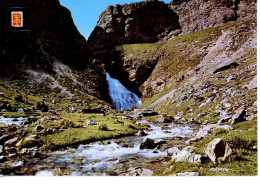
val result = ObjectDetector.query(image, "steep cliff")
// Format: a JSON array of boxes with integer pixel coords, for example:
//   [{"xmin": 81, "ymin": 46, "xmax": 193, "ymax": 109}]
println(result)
[
  {"xmin": 168, "ymin": 0, "xmax": 257, "ymax": 35},
  {"xmin": 87, "ymin": 1, "xmax": 180, "ymax": 53},
  {"xmin": 87, "ymin": 0, "xmax": 257, "ymax": 101}
]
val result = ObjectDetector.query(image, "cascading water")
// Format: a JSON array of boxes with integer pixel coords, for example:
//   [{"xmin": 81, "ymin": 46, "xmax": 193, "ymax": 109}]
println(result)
[{"xmin": 106, "ymin": 73, "xmax": 142, "ymax": 110}]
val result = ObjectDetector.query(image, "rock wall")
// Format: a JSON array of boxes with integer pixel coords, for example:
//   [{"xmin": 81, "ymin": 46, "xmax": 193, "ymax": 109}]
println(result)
[
  {"xmin": 168, "ymin": 0, "xmax": 257, "ymax": 34},
  {"xmin": 87, "ymin": 1, "xmax": 180, "ymax": 52}
]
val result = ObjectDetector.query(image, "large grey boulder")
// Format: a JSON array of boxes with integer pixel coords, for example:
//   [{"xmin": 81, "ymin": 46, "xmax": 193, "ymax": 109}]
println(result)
[
  {"xmin": 172, "ymin": 146, "xmax": 201, "ymax": 164},
  {"xmin": 205, "ymin": 138, "xmax": 232, "ymax": 163},
  {"xmin": 166, "ymin": 147, "xmax": 180, "ymax": 156},
  {"xmin": 231, "ymin": 106, "xmax": 246, "ymax": 125}
]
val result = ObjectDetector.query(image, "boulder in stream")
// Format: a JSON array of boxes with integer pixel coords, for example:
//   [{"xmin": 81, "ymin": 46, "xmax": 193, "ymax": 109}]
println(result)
[{"xmin": 140, "ymin": 138, "xmax": 157, "ymax": 149}]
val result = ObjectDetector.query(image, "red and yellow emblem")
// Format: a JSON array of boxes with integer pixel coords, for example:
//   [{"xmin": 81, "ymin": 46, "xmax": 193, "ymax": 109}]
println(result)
[{"xmin": 11, "ymin": 11, "xmax": 23, "ymax": 27}]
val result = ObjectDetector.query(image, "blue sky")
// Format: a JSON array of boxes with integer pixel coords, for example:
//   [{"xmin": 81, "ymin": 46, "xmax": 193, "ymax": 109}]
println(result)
[{"xmin": 59, "ymin": 0, "xmax": 172, "ymax": 40}]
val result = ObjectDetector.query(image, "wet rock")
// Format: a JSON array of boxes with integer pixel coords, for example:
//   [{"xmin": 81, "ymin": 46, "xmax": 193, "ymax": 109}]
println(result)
[
  {"xmin": 8, "ymin": 153, "xmax": 18, "ymax": 158},
  {"xmin": 33, "ymin": 125, "xmax": 44, "ymax": 131},
  {"xmin": 122, "ymin": 167, "xmax": 154, "ymax": 176},
  {"xmin": 140, "ymin": 138, "xmax": 157, "ymax": 150},
  {"xmin": 166, "ymin": 147, "xmax": 180, "ymax": 156},
  {"xmin": 135, "ymin": 130, "xmax": 147, "ymax": 137},
  {"xmin": 231, "ymin": 106, "xmax": 246, "ymax": 125},
  {"xmin": 118, "ymin": 142, "xmax": 134, "ymax": 148},
  {"xmin": 4, "ymin": 146, "xmax": 16, "ymax": 153},
  {"xmin": 172, "ymin": 146, "xmax": 201, "ymax": 163},
  {"xmin": 9, "ymin": 160, "xmax": 24, "ymax": 167},
  {"xmin": 158, "ymin": 144, "xmax": 169, "ymax": 152},
  {"xmin": 177, "ymin": 172, "xmax": 200, "ymax": 176},
  {"xmin": 205, "ymin": 138, "xmax": 232, "ymax": 163},
  {"xmin": 0, "ymin": 156, "xmax": 7, "ymax": 163},
  {"xmin": 16, "ymin": 136, "xmax": 42, "ymax": 149},
  {"xmin": 157, "ymin": 118, "xmax": 172, "ymax": 123},
  {"xmin": 4, "ymin": 137, "xmax": 19, "ymax": 147},
  {"xmin": 154, "ymin": 139, "xmax": 166, "ymax": 145},
  {"xmin": 0, "ymin": 134, "xmax": 13, "ymax": 145},
  {"xmin": 0, "ymin": 145, "xmax": 3, "ymax": 154}
]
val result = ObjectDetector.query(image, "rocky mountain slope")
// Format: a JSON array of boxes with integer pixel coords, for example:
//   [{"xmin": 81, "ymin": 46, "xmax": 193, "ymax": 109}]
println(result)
[
  {"xmin": 0, "ymin": 0, "xmax": 110, "ymax": 105},
  {"xmin": 0, "ymin": 0, "xmax": 257, "ymax": 176}
]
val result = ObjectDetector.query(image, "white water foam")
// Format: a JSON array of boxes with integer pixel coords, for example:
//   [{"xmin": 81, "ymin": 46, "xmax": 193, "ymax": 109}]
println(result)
[
  {"xmin": 0, "ymin": 117, "xmax": 26, "ymax": 126},
  {"xmin": 106, "ymin": 73, "xmax": 142, "ymax": 110}
]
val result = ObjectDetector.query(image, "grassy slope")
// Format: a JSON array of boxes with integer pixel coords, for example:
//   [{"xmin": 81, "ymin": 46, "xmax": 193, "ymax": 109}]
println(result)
[
  {"xmin": 154, "ymin": 120, "xmax": 257, "ymax": 176},
  {"xmin": 119, "ymin": 16, "xmax": 257, "ymax": 176}
]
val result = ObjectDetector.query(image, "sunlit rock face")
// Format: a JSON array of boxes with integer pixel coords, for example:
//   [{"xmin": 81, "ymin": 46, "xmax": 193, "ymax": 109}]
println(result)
[{"xmin": 106, "ymin": 73, "xmax": 141, "ymax": 110}]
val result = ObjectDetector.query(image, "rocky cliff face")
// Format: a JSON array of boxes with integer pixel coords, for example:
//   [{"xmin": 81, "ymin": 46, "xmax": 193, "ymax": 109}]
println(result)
[
  {"xmin": 87, "ymin": 1, "xmax": 180, "ymax": 52},
  {"xmin": 87, "ymin": 0, "xmax": 257, "ymax": 102},
  {"xmin": 0, "ymin": 0, "xmax": 110, "ymax": 102},
  {"xmin": 168, "ymin": 0, "xmax": 257, "ymax": 35}
]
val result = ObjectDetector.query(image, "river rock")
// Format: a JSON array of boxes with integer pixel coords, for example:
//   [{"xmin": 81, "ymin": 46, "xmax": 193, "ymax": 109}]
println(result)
[
  {"xmin": 172, "ymin": 146, "xmax": 201, "ymax": 163},
  {"xmin": 205, "ymin": 138, "xmax": 232, "ymax": 163},
  {"xmin": 0, "ymin": 145, "xmax": 3, "ymax": 154},
  {"xmin": 118, "ymin": 142, "xmax": 134, "ymax": 148},
  {"xmin": 140, "ymin": 138, "xmax": 157, "ymax": 150},
  {"xmin": 166, "ymin": 147, "xmax": 180, "ymax": 156},
  {"xmin": 195, "ymin": 125, "xmax": 212, "ymax": 138},
  {"xmin": 122, "ymin": 167, "xmax": 154, "ymax": 176},
  {"xmin": 157, "ymin": 118, "xmax": 172, "ymax": 123},
  {"xmin": 135, "ymin": 130, "xmax": 148, "ymax": 137},
  {"xmin": 154, "ymin": 139, "xmax": 166, "ymax": 145},
  {"xmin": 0, "ymin": 156, "xmax": 7, "ymax": 163},
  {"xmin": 33, "ymin": 125, "xmax": 44, "ymax": 131},
  {"xmin": 0, "ymin": 134, "xmax": 12, "ymax": 145},
  {"xmin": 16, "ymin": 136, "xmax": 42, "ymax": 149},
  {"xmin": 176, "ymin": 172, "xmax": 200, "ymax": 176},
  {"xmin": 4, "ymin": 137, "xmax": 19, "ymax": 147},
  {"xmin": 231, "ymin": 106, "xmax": 246, "ymax": 125}
]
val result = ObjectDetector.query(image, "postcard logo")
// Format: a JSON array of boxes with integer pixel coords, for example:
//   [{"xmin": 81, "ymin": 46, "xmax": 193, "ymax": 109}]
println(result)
[{"xmin": 11, "ymin": 11, "xmax": 23, "ymax": 27}]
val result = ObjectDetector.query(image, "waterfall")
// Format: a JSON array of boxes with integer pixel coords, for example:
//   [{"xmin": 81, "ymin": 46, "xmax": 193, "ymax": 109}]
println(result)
[{"xmin": 106, "ymin": 73, "xmax": 142, "ymax": 110}]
